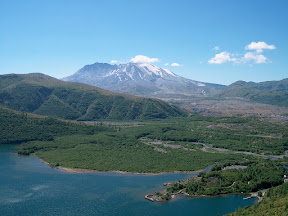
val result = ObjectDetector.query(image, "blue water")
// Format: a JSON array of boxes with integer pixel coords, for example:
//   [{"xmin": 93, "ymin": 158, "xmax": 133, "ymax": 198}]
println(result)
[{"xmin": 0, "ymin": 145, "xmax": 257, "ymax": 216}]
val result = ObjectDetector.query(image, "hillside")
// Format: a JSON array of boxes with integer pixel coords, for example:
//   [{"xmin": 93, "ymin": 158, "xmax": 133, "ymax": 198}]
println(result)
[
  {"xmin": 0, "ymin": 73, "xmax": 186, "ymax": 120},
  {"xmin": 252, "ymin": 78, "xmax": 288, "ymax": 93},
  {"xmin": 218, "ymin": 79, "xmax": 288, "ymax": 107},
  {"xmin": 63, "ymin": 62, "xmax": 225, "ymax": 98},
  {"xmin": 0, "ymin": 106, "xmax": 109, "ymax": 146}
]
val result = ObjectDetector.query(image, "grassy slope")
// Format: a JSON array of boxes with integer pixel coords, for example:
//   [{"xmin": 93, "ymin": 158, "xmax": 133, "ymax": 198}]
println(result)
[{"xmin": 0, "ymin": 73, "xmax": 186, "ymax": 120}]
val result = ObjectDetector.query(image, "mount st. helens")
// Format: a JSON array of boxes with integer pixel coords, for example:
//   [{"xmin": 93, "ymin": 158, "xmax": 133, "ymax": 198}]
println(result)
[{"xmin": 63, "ymin": 62, "xmax": 225, "ymax": 98}]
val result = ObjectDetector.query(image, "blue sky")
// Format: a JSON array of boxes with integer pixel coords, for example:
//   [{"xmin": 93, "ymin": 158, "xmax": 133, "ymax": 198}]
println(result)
[{"xmin": 1, "ymin": 0, "xmax": 287, "ymax": 85}]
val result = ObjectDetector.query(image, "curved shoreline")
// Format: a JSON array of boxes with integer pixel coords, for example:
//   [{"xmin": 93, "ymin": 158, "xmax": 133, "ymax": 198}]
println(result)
[
  {"xmin": 56, "ymin": 166, "xmax": 207, "ymax": 175},
  {"xmin": 147, "ymin": 190, "xmax": 260, "ymax": 203},
  {"xmin": 34, "ymin": 154, "xmax": 212, "ymax": 175},
  {"xmin": 37, "ymin": 156, "xmax": 210, "ymax": 175}
]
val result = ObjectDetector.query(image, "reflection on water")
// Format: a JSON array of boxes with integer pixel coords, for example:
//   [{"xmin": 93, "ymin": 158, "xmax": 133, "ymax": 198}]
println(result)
[{"xmin": 0, "ymin": 145, "xmax": 257, "ymax": 216}]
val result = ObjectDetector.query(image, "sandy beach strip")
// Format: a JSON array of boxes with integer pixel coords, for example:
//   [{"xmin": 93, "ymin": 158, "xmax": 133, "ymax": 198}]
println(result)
[{"xmin": 56, "ymin": 166, "xmax": 206, "ymax": 175}]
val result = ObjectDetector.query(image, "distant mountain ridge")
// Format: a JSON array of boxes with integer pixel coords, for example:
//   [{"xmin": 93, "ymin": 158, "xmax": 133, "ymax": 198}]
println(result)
[
  {"xmin": 218, "ymin": 79, "xmax": 288, "ymax": 107},
  {"xmin": 0, "ymin": 73, "xmax": 186, "ymax": 120},
  {"xmin": 63, "ymin": 62, "xmax": 225, "ymax": 98}
]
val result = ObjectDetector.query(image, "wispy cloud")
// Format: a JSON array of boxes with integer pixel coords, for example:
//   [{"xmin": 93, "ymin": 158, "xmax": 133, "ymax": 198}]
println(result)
[
  {"xmin": 130, "ymin": 55, "xmax": 159, "ymax": 63},
  {"xmin": 213, "ymin": 46, "xmax": 220, "ymax": 51},
  {"xmin": 110, "ymin": 60, "xmax": 118, "ymax": 64},
  {"xmin": 171, "ymin": 63, "xmax": 181, "ymax": 67}
]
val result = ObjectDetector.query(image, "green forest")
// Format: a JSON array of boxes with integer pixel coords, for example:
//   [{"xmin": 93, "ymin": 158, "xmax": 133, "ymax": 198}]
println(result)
[
  {"xmin": 0, "ymin": 107, "xmax": 110, "ymax": 146},
  {"xmin": 162, "ymin": 161, "xmax": 287, "ymax": 197},
  {"xmin": 155, "ymin": 160, "xmax": 288, "ymax": 216}
]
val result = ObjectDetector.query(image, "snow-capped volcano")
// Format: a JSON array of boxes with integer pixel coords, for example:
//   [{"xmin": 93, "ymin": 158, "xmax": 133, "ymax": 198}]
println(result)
[
  {"xmin": 103, "ymin": 62, "xmax": 177, "ymax": 82},
  {"xmin": 63, "ymin": 62, "xmax": 224, "ymax": 98}
]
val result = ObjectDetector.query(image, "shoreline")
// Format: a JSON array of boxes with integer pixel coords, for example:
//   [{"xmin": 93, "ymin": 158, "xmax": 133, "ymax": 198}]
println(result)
[
  {"xmin": 35, "ymin": 154, "xmax": 209, "ymax": 175},
  {"xmin": 10, "ymin": 150, "xmax": 216, "ymax": 176},
  {"xmin": 37, "ymin": 157, "xmax": 208, "ymax": 175},
  {"xmin": 56, "ymin": 166, "xmax": 207, "ymax": 175},
  {"xmin": 149, "ymin": 191, "xmax": 260, "ymax": 203},
  {"xmin": 27, "ymin": 154, "xmax": 263, "ymax": 204}
]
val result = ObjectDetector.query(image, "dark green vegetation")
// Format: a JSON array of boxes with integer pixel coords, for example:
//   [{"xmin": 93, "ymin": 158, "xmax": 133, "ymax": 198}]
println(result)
[
  {"xmin": 16, "ymin": 113, "xmax": 288, "ymax": 172},
  {"xmin": 0, "ymin": 106, "xmax": 249, "ymax": 172},
  {"xmin": 0, "ymin": 73, "xmax": 186, "ymax": 120},
  {"xmin": 2, "ymin": 103, "xmax": 287, "ymax": 171},
  {"xmin": 23, "ymin": 134, "xmax": 249, "ymax": 172},
  {"xmin": 218, "ymin": 79, "xmax": 288, "ymax": 107},
  {"xmin": 228, "ymin": 182, "xmax": 288, "ymax": 216},
  {"xmin": 0, "ymin": 107, "xmax": 110, "ymax": 148},
  {"xmin": 16, "ymin": 117, "xmax": 254, "ymax": 172},
  {"xmin": 156, "ymin": 162, "xmax": 288, "ymax": 216},
  {"xmin": 167, "ymin": 161, "xmax": 287, "ymax": 196},
  {"xmin": 135, "ymin": 115, "xmax": 288, "ymax": 155}
]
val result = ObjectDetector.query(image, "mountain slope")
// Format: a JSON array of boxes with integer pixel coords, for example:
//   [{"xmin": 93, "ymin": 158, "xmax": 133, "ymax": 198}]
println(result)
[
  {"xmin": 218, "ymin": 79, "xmax": 288, "ymax": 107},
  {"xmin": 63, "ymin": 62, "xmax": 225, "ymax": 98},
  {"xmin": 0, "ymin": 106, "xmax": 108, "ymax": 145},
  {"xmin": 0, "ymin": 73, "xmax": 186, "ymax": 120},
  {"xmin": 250, "ymin": 78, "xmax": 288, "ymax": 93}
]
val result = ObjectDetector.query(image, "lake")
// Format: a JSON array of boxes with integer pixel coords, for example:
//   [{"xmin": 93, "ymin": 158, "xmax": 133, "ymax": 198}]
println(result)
[{"xmin": 0, "ymin": 145, "xmax": 256, "ymax": 216}]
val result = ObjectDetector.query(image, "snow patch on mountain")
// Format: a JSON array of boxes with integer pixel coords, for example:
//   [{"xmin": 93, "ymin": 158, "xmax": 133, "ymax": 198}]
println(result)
[
  {"xmin": 163, "ymin": 68, "xmax": 177, "ymax": 77},
  {"xmin": 197, "ymin": 83, "xmax": 206, "ymax": 87},
  {"xmin": 138, "ymin": 63, "xmax": 162, "ymax": 76}
]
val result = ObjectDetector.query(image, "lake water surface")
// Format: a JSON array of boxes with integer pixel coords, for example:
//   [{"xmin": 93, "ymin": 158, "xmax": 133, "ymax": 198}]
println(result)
[{"xmin": 0, "ymin": 145, "xmax": 256, "ymax": 216}]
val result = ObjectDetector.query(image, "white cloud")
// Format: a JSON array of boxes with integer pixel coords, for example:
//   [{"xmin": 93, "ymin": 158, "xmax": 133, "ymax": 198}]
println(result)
[
  {"xmin": 171, "ymin": 63, "xmax": 181, "ymax": 67},
  {"xmin": 110, "ymin": 60, "xmax": 118, "ymax": 64},
  {"xmin": 213, "ymin": 46, "xmax": 220, "ymax": 51},
  {"xmin": 245, "ymin": 41, "xmax": 276, "ymax": 53},
  {"xmin": 130, "ymin": 55, "xmax": 159, "ymax": 63},
  {"xmin": 242, "ymin": 52, "xmax": 269, "ymax": 64},
  {"xmin": 208, "ymin": 51, "xmax": 236, "ymax": 64},
  {"xmin": 164, "ymin": 63, "xmax": 169, "ymax": 66},
  {"xmin": 208, "ymin": 41, "xmax": 276, "ymax": 65}
]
